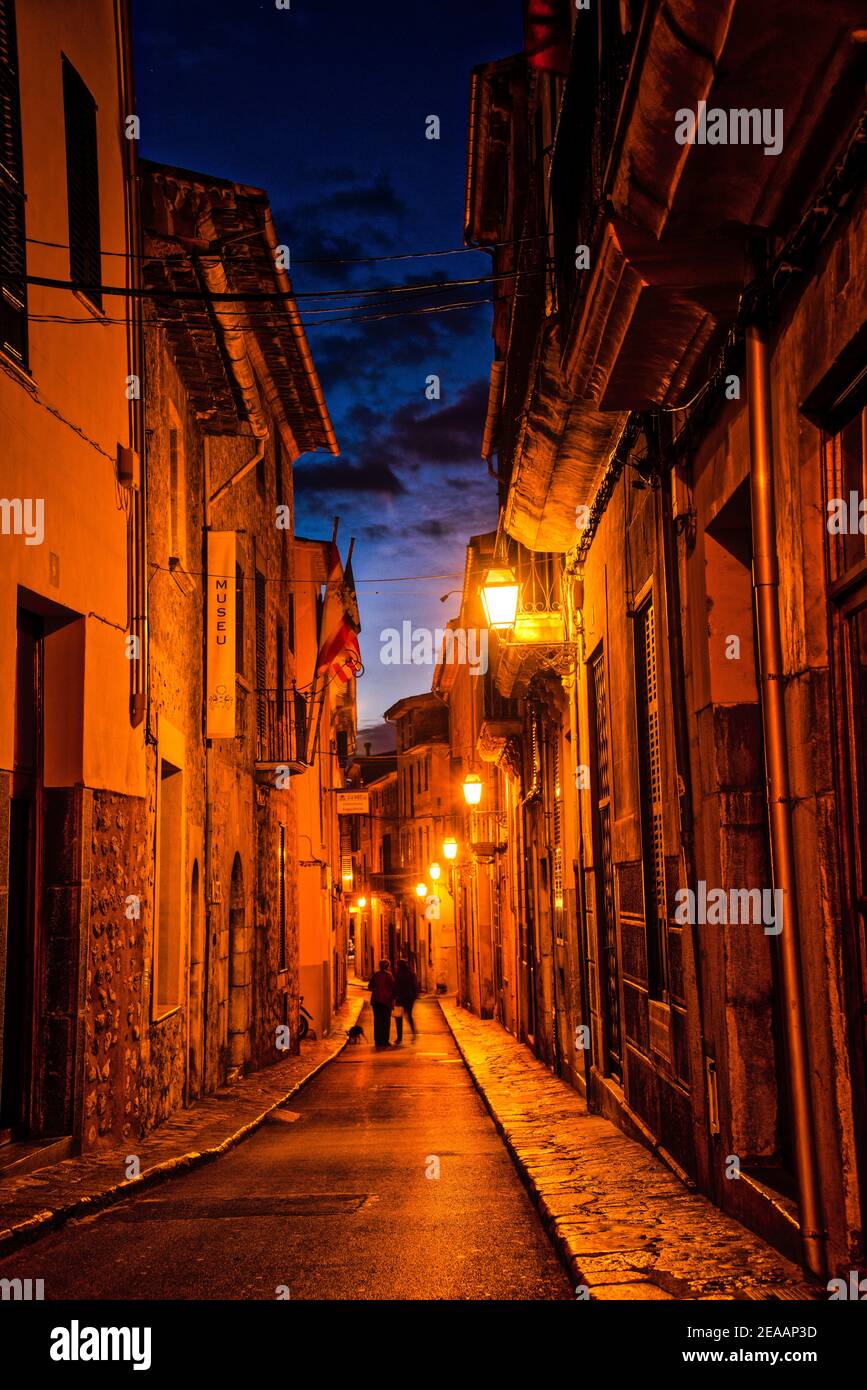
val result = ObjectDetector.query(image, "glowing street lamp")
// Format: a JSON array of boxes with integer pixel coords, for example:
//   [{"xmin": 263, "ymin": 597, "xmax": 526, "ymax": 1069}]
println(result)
[
  {"xmin": 462, "ymin": 772, "xmax": 483, "ymax": 807},
  {"xmin": 480, "ymin": 565, "xmax": 520, "ymax": 631},
  {"xmin": 415, "ymin": 882, "xmax": 428, "ymax": 899},
  {"xmin": 428, "ymin": 862, "xmax": 441, "ymax": 882},
  {"xmin": 357, "ymin": 896, "xmax": 367, "ymax": 909},
  {"xmin": 442, "ymin": 836, "xmax": 458, "ymax": 862}
]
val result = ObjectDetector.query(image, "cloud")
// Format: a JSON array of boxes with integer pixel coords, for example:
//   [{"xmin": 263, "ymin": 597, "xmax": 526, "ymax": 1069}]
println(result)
[
  {"xmin": 375, "ymin": 378, "xmax": 489, "ymax": 469},
  {"xmin": 294, "ymin": 457, "xmax": 406, "ymax": 497},
  {"xmin": 273, "ymin": 174, "xmax": 409, "ymax": 278}
]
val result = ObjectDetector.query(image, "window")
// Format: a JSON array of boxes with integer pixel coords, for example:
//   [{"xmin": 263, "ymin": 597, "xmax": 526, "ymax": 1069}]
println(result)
[
  {"xmin": 0, "ymin": 0, "xmax": 27, "ymax": 364},
  {"xmin": 255, "ymin": 570, "xmax": 266, "ymax": 743},
  {"xmin": 275, "ymin": 434, "xmax": 285, "ymax": 508},
  {"xmin": 590, "ymin": 647, "xmax": 621, "ymax": 1078},
  {"xmin": 235, "ymin": 562, "xmax": 245, "ymax": 674},
  {"xmin": 155, "ymin": 758, "xmax": 183, "ymax": 1016},
  {"xmin": 550, "ymin": 736, "xmax": 564, "ymax": 921},
  {"xmin": 635, "ymin": 598, "xmax": 669, "ymax": 1001},
  {"xmin": 276, "ymin": 623, "xmax": 284, "ymax": 709},
  {"xmin": 168, "ymin": 423, "xmax": 185, "ymax": 563},
  {"xmin": 62, "ymin": 57, "xmax": 101, "ymax": 309},
  {"xmin": 828, "ymin": 406, "xmax": 867, "ymax": 577},
  {"xmin": 278, "ymin": 824, "xmax": 287, "ymax": 971}
]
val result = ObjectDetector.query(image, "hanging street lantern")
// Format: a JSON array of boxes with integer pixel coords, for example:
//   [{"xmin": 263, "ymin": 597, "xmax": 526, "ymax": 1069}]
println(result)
[
  {"xmin": 462, "ymin": 772, "xmax": 483, "ymax": 806},
  {"xmin": 480, "ymin": 565, "xmax": 520, "ymax": 630}
]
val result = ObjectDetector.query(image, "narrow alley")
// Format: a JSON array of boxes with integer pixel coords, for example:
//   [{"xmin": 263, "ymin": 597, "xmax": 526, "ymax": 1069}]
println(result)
[
  {"xmin": 1, "ymin": 0, "xmax": 866, "ymax": 1357},
  {"xmin": 0, "ymin": 997, "xmax": 570, "ymax": 1301}
]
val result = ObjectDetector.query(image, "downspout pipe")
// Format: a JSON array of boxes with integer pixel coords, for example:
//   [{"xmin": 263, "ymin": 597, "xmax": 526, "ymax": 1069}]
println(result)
[
  {"xmin": 745, "ymin": 317, "xmax": 826, "ymax": 1280},
  {"xmin": 208, "ymin": 436, "xmax": 267, "ymax": 511}
]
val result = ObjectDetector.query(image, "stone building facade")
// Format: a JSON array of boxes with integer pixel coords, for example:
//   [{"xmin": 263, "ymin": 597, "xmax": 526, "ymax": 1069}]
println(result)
[
  {"xmin": 0, "ymin": 0, "xmax": 145, "ymax": 1161},
  {"xmin": 447, "ymin": 0, "xmax": 867, "ymax": 1280},
  {"xmin": 0, "ymin": 0, "xmax": 349, "ymax": 1167}
]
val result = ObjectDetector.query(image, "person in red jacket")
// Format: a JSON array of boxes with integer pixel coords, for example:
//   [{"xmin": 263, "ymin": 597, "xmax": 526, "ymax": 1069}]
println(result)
[{"xmin": 369, "ymin": 959, "xmax": 396, "ymax": 1047}]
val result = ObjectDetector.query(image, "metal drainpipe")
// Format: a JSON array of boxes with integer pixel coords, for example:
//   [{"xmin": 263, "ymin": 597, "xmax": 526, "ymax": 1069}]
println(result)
[{"xmin": 745, "ymin": 317, "xmax": 826, "ymax": 1280}]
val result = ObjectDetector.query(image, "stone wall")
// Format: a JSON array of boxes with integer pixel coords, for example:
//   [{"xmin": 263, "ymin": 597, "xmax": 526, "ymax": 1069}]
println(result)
[{"xmin": 84, "ymin": 789, "xmax": 147, "ymax": 1149}]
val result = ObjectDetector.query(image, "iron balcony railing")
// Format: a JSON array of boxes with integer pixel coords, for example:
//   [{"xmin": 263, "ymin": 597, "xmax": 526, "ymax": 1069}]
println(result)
[
  {"xmin": 483, "ymin": 671, "xmax": 519, "ymax": 723},
  {"xmin": 255, "ymin": 686, "xmax": 310, "ymax": 768},
  {"xmin": 503, "ymin": 536, "xmax": 564, "ymax": 617}
]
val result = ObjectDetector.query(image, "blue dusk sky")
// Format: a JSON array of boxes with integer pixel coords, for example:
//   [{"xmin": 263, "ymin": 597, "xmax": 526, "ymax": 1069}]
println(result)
[{"xmin": 132, "ymin": 0, "xmax": 524, "ymax": 733}]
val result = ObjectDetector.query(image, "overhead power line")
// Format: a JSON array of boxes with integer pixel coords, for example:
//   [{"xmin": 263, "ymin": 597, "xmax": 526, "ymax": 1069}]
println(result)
[
  {"xmin": 24, "ymin": 296, "xmax": 499, "ymax": 330},
  {"xmin": 24, "ymin": 232, "xmax": 548, "ymax": 267},
  {"xmin": 22, "ymin": 267, "xmax": 540, "ymax": 302}
]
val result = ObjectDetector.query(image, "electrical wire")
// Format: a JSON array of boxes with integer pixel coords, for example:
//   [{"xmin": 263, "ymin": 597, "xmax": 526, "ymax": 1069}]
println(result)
[
  {"xmin": 147, "ymin": 562, "xmax": 464, "ymax": 584},
  {"xmin": 22, "ymin": 267, "xmax": 540, "ymax": 303},
  {"xmin": 24, "ymin": 231, "xmax": 548, "ymax": 266},
  {"xmin": 23, "ymin": 296, "xmax": 497, "ymax": 331}
]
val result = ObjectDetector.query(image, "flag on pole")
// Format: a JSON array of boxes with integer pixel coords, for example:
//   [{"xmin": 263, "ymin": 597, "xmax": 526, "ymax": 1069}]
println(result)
[
  {"xmin": 315, "ymin": 542, "xmax": 362, "ymax": 683},
  {"xmin": 524, "ymin": 0, "xmax": 572, "ymax": 76}
]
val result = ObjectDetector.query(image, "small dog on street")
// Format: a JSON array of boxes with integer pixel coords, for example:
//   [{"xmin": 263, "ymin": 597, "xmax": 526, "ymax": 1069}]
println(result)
[{"xmin": 346, "ymin": 1024, "xmax": 366, "ymax": 1044}]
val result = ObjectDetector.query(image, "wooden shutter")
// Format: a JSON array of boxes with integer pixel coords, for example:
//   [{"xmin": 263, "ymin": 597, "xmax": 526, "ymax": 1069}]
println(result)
[
  {"xmin": 278, "ymin": 825, "xmax": 287, "ymax": 971},
  {"xmin": 255, "ymin": 569, "xmax": 266, "ymax": 742},
  {"xmin": 0, "ymin": 0, "xmax": 27, "ymax": 364},
  {"xmin": 62, "ymin": 57, "xmax": 101, "ymax": 308},
  {"xmin": 591, "ymin": 647, "xmax": 622, "ymax": 1078},
  {"xmin": 635, "ymin": 598, "xmax": 670, "ymax": 999}
]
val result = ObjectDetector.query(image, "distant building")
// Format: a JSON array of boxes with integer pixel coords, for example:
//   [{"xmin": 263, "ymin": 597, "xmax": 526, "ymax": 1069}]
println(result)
[{"xmin": 382, "ymin": 694, "xmax": 457, "ymax": 993}]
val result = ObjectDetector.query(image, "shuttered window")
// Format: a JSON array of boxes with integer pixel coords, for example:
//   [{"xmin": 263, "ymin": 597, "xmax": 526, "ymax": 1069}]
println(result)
[
  {"xmin": 0, "ymin": 0, "xmax": 27, "ymax": 364},
  {"xmin": 278, "ymin": 824, "xmax": 287, "ymax": 971},
  {"xmin": 62, "ymin": 56, "xmax": 101, "ymax": 309},
  {"xmin": 255, "ymin": 569, "xmax": 266, "ymax": 742},
  {"xmin": 635, "ymin": 597, "xmax": 670, "ymax": 1000},
  {"xmin": 233, "ymin": 562, "xmax": 245, "ymax": 675},
  {"xmin": 591, "ymin": 647, "xmax": 622, "ymax": 1079}
]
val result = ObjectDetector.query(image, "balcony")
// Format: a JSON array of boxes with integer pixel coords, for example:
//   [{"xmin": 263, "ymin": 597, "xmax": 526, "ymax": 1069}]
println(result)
[
  {"xmin": 254, "ymin": 688, "xmax": 310, "ymax": 781},
  {"xmin": 369, "ymin": 868, "xmax": 416, "ymax": 898},
  {"xmin": 477, "ymin": 677, "xmax": 521, "ymax": 766},
  {"xmin": 469, "ymin": 810, "xmax": 507, "ymax": 864}
]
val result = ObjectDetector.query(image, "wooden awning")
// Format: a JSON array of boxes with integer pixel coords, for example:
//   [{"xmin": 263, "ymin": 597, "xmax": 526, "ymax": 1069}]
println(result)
[
  {"xmin": 561, "ymin": 0, "xmax": 866, "ymax": 409},
  {"xmin": 141, "ymin": 161, "xmax": 337, "ymax": 457},
  {"xmin": 504, "ymin": 321, "xmax": 628, "ymax": 552}
]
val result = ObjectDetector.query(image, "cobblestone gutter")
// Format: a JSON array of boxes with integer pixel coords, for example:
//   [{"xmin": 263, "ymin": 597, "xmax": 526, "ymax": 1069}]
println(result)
[
  {"xmin": 0, "ymin": 993, "xmax": 363, "ymax": 1257},
  {"xmin": 440, "ymin": 999, "xmax": 819, "ymax": 1301}
]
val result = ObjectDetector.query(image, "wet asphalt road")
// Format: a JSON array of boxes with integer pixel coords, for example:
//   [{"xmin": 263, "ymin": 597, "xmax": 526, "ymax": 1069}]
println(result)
[{"xmin": 0, "ymin": 997, "xmax": 571, "ymax": 1300}]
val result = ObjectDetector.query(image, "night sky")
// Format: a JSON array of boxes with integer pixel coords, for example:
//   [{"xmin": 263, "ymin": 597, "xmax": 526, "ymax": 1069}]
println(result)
[{"xmin": 132, "ymin": 0, "xmax": 523, "ymax": 732}]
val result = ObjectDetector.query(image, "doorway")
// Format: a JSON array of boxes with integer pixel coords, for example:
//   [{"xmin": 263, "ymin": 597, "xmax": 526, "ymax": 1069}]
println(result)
[
  {"xmin": 0, "ymin": 610, "xmax": 43, "ymax": 1140},
  {"xmin": 187, "ymin": 858, "xmax": 203, "ymax": 1100}
]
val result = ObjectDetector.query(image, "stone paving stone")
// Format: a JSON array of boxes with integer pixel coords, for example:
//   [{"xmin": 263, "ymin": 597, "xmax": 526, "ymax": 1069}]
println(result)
[
  {"xmin": 0, "ymin": 992, "xmax": 363, "ymax": 1253},
  {"xmin": 440, "ymin": 998, "xmax": 819, "ymax": 1302}
]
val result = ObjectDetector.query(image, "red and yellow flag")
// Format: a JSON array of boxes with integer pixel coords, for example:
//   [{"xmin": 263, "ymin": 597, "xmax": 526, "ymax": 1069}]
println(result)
[{"xmin": 315, "ymin": 543, "xmax": 362, "ymax": 684}]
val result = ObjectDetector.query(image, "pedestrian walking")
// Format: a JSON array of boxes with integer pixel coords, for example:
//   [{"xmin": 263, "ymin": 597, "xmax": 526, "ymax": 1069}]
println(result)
[
  {"xmin": 393, "ymin": 958, "xmax": 419, "ymax": 1043},
  {"xmin": 369, "ymin": 959, "xmax": 396, "ymax": 1047}
]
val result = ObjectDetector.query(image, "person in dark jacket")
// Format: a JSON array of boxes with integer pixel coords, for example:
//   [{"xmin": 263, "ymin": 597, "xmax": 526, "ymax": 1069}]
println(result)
[
  {"xmin": 393, "ymin": 958, "xmax": 419, "ymax": 1043},
  {"xmin": 369, "ymin": 959, "xmax": 396, "ymax": 1047}
]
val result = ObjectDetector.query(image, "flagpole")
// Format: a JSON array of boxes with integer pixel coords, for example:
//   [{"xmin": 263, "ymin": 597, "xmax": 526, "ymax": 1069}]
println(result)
[{"xmin": 305, "ymin": 521, "xmax": 341, "ymax": 763}]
